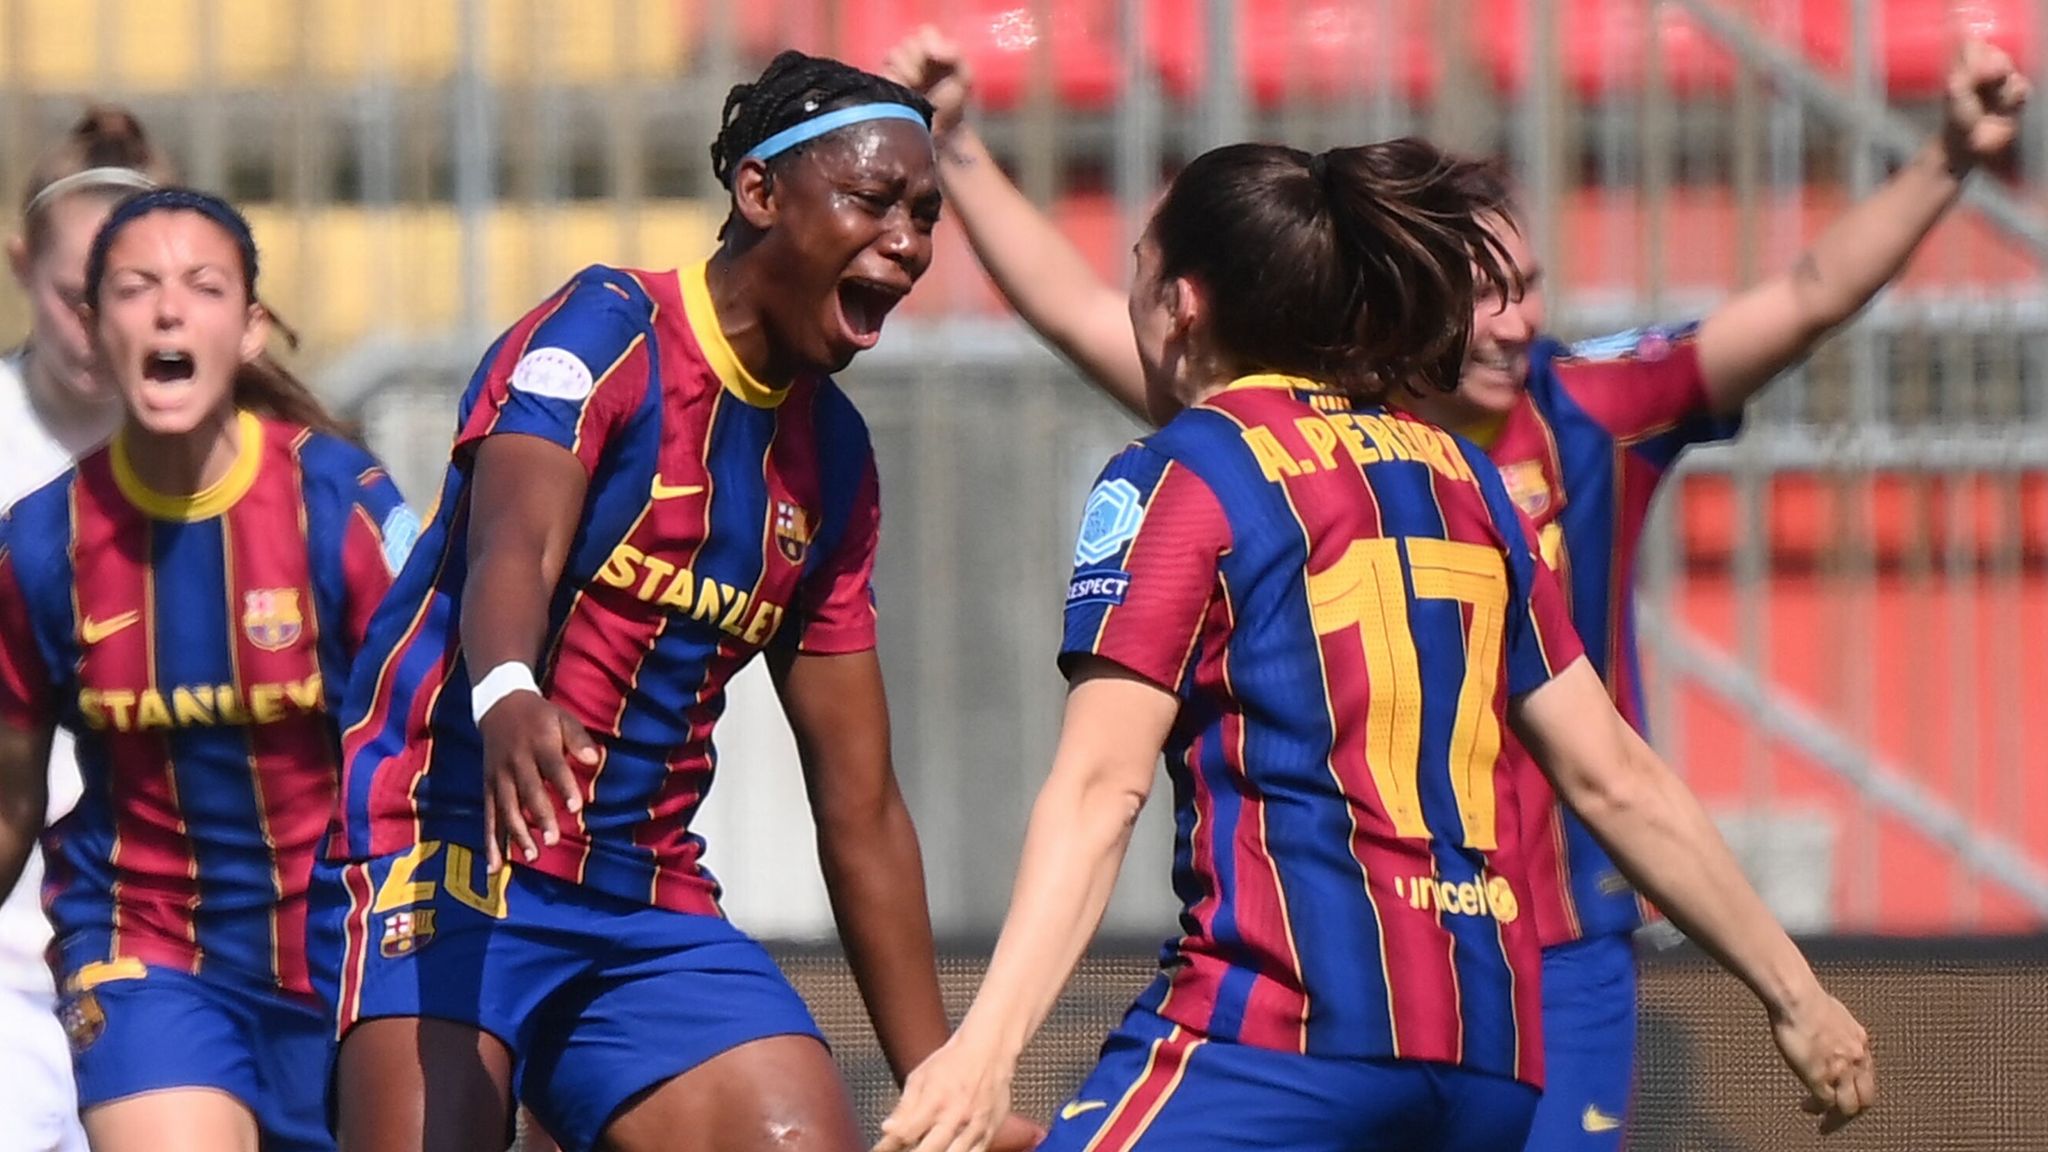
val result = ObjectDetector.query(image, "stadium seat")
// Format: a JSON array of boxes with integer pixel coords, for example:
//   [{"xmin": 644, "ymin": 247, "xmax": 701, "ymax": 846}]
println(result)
[
  {"xmin": 1148, "ymin": 0, "xmax": 1438, "ymax": 105},
  {"xmin": 1798, "ymin": 0, "xmax": 2038, "ymax": 97},
  {"xmin": 1474, "ymin": 0, "xmax": 1745, "ymax": 97},
  {"xmin": 697, "ymin": 0, "xmax": 1123, "ymax": 109}
]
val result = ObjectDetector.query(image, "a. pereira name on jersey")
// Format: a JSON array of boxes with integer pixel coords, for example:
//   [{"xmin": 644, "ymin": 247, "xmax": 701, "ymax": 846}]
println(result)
[
  {"xmin": 79, "ymin": 674, "xmax": 325, "ymax": 732},
  {"xmin": 594, "ymin": 544, "xmax": 788, "ymax": 645},
  {"xmin": 1241, "ymin": 412, "xmax": 1477, "ymax": 486}
]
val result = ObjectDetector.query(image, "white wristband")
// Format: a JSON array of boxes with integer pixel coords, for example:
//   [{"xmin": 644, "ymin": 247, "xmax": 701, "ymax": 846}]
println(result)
[{"xmin": 471, "ymin": 661, "xmax": 540, "ymax": 725}]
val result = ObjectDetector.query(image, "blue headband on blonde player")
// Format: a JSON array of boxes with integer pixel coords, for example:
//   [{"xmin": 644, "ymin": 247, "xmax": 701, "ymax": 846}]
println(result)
[
  {"xmin": 84, "ymin": 187, "xmax": 259, "ymax": 305},
  {"xmin": 739, "ymin": 102, "xmax": 931, "ymax": 177}
]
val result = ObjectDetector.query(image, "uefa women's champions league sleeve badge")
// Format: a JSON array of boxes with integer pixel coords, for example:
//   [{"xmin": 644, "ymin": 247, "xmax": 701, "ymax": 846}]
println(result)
[{"xmin": 1073, "ymin": 479, "xmax": 1144, "ymax": 566}]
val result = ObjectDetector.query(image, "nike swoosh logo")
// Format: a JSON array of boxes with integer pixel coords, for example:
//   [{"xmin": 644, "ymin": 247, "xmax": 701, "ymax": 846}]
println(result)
[
  {"xmin": 1059, "ymin": 1100, "xmax": 1108, "ymax": 1122},
  {"xmin": 1581, "ymin": 1104, "xmax": 1623, "ymax": 1134},
  {"xmin": 79, "ymin": 611, "xmax": 140, "ymax": 646},
  {"xmin": 650, "ymin": 476, "xmax": 704, "ymax": 501}
]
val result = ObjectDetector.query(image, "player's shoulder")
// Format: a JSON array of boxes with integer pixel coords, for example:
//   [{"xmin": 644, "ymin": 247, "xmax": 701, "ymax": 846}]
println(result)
[
  {"xmin": 0, "ymin": 464, "xmax": 79, "ymax": 591},
  {"xmin": 555, "ymin": 263, "xmax": 667, "ymax": 319},
  {"xmin": 518, "ymin": 264, "xmax": 665, "ymax": 354}
]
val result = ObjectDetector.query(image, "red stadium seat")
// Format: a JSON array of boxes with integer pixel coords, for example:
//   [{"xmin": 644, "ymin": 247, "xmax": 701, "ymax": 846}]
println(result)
[
  {"xmin": 1799, "ymin": 0, "xmax": 2038, "ymax": 97},
  {"xmin": 829, "ymin": 0, "xmax": 1124, "ymax": 109},
  {"xmin": 1475, "ymin": 0, "xmax": 1746, "ymax": 97},
  {"xmin": 1148, "ymin": 0, "xmax": 1439, "ymax": 106}
]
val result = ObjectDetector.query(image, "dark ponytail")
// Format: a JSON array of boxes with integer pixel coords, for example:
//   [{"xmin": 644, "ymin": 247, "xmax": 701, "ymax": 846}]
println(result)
[{"xmin": 1149, "ymin": 137, "xmax": 1519, "ymax": 400}]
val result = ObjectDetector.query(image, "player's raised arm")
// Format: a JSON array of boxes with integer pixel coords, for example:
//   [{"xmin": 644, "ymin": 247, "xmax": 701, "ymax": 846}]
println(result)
[
  {"xmin": 884, "ymin": 26, "xmax": 1149, "ymax": 418},
  {"xmin": 1694, "ymin": 38, "xmax": 2028, "ymax": 417},
  {"xmin": 1509, "ymin": 661, "xmax": 1875, "ymax": 1133}
]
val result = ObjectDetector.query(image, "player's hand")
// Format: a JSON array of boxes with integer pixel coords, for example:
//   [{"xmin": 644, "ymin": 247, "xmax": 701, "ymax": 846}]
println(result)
[
  {"xmin": 883, "ymin": 25, "xmax": 974, "ymax": 139},
  {"xmin": 478, "ymin": 691, "xmax": 595, "ymax": 872},
  {"xmin": 987, "ymin": 1112, "xmax": 1046, "ymax": 1152},
  {"xmin": 1942, "ymin": 38, "xmax": 2030, "ymax": 170},
  {"xmin": 1770, "ymin": 990, "xmax": 1875, "ymax": 1134},
  {"xmin": 873, "ymin": 1031, "xmax": 1017, "ymax": 1152}
]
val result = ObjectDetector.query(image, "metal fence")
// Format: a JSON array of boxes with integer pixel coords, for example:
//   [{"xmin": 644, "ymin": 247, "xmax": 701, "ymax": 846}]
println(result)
[{"xmin": 6, "ymin": 0, "xmax": 2046, "ymax": 937}]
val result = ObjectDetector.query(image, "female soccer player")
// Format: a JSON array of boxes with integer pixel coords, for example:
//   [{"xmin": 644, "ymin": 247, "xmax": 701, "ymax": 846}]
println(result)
[
  {"xmin": 874, "ymin": 138, "xmax": 1873, "ymax": 1152},
  {"xmin": 887, "ymin": 28, "xmax": 2023, "ymax": 1150},
  {"xmin": 0, "ymin": 103, "xmax": 175, "ymax": 1152},
  {"xmin": 314, "ymin": 50, "xmax": 1035, "ymax": 1152},
  {"xmin": 0, "ymin": 187, "xmax": 414, "ymax": 1152}
]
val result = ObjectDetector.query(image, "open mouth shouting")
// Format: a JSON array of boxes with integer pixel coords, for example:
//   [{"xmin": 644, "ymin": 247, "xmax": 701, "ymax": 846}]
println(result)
[{"xmin": 834, "ymin": 276, "xmax": 909, "ymax": 353}]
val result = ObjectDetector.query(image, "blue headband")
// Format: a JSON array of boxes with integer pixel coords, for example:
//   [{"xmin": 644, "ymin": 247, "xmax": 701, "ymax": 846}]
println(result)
[
  {"xmin": 85, "ymin": 187, "xmax": 259, "ymax": 304},
  {"xmin": 741, "ymin": 102, "xmax": 930, "ymax": 172}
]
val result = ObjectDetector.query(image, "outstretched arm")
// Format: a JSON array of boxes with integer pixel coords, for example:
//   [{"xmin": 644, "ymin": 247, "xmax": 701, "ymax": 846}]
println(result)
[
  {"xmin": 1695, "ymin": 39, "xmax": 2029, "ymax": 417},
  {"xmin": 1511, "ymin": 659, "xmax": 1875, "ymax": 1132},
  {"xmin": 886, "ymin": 26, "xmax": 1149, "ymax": 419}
]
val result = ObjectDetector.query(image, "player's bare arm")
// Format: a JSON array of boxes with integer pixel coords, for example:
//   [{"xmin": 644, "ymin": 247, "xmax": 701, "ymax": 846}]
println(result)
[
  {"xmin": 464, "ymin": 433, "xmax": 597, "ymax": 871},
  {"xmin": 1510, "ymin": 659, "xmax": 1875, "ymax": 1133},
  {"xmin": 1695, "ymin": 38, "xmax": 2029, "ymax": 417},
  {"xmin": 0, "ymin": 719, "xmax": 52, "ymax": 901},
  {"xmin": 771, "ymin": 645, "xmax": 1046, "ymax": 1152},
  {"xmin": 770, "ymin": 646, "xmax": 953, "ymax": 1075},
  {"xmin": 884, "ymin": 25, "xmax": 1148, "ymax": 419},
  {"xmin": 875, "ymin": 661, "xmax": 1171, "ymax": 1152}
]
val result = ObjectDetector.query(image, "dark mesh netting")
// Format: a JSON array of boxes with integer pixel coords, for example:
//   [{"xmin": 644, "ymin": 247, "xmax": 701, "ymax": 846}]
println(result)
[{"xmin": 767, "ymin": 940, "xmax": 2048, "ymax": 1151}]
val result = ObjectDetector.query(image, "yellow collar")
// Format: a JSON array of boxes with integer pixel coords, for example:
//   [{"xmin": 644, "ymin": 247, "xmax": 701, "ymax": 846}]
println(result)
[
  {"xmin": 1219, "ymin": 372, "xmax": 1328, "ymax": 394},
  {"xmin": 1455, "ymin": 413, "xmax": 1507, "ymax": 450},
  {"xmin": 681, "ymin": 260, "xmax": 789, "ymax": 409},
  {"xmin": 112, "ymin": 410, "xmax": 264, "ymax": 522}
]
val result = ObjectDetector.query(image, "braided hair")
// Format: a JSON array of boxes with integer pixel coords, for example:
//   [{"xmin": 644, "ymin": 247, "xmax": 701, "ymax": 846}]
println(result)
[{"xmin": 710, "ymin": 50, "xmax": 933, "ymax": 233}]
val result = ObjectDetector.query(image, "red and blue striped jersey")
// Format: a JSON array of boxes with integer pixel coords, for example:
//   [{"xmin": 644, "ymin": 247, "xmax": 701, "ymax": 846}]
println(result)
[
  {"xmin": 1488, "ymin": 324, "xmax": 1740, "ymax": 946},
  {"xmin": 1061, "ymin": 375, "xmax": 1584, "ymax": 1087},
  {"xmin": 332, "ymin": 261, "xmax": 882, "ymax": 916},
  {"xmin": 0, "ymin": 412, "xmax": 411, "ymax": 998}
]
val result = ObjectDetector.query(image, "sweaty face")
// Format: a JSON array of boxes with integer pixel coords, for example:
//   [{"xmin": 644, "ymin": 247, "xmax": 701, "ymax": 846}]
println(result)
[
  {"xmin": 757, "ymin": 119, "xmax": 941, "ymax": 373},
  {"xmin": 1454, "ymin": 212, "xmax": 1547, "ymax": 419},
  {"xmin": 17, "ymin": 193, "xmax": 120, "ymax": 404},
  {"xmin": 89, "ymin": 210, "xmax": 265, "ymax": 436}
]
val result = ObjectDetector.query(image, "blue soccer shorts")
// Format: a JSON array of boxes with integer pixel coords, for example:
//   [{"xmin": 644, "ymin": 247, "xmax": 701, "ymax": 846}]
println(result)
[
  {"xmin": 1520, "ymin": 933, "xmax": 1637, "ymax": 1152},
  {"xmin": 1038, "ymin": 1006, "xmax": 1539, "ymax": 1152},
  {"xmin": 56, "ymin": 956, "xmax": 333, "ymax": 1151},
  {"xmin": 309, "ymin": 844, "xmax": 824, "ymax": 1152}
]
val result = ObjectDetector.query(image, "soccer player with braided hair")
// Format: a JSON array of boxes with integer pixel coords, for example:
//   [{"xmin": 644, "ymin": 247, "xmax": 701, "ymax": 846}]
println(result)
[{"xmin": 311, "ymin": 50, "xmax": 1039, "ymax": 1152}]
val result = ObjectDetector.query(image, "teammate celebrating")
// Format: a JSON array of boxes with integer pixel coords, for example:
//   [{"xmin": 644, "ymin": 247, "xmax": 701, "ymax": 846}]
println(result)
[
  {"xmin": 0, "ymin": 187, "xmax": 413, "ymax": 1152},
  {"xmin": 886, "ymin": 28, "xmax": 2024, "ymax": 1150},
  {"xmin": 874, "ymin": 137, "xmax": 1872, "ymax": 1152},
  {"xmin": 0, "ymin": 104, "xmax": 174, "ymax": 1152},
  {"xmin": 313, "ymin": 50, "xmax": 1035, "ymax": 1152}
]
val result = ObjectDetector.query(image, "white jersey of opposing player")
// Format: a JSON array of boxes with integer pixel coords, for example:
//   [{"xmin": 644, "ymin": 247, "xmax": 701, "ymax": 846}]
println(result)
[{"xmin": 0, "ymin": 349, "xmax": 92, "ymax": 1152}]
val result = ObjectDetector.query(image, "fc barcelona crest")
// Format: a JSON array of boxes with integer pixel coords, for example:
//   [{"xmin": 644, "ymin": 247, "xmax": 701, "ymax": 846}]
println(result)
[
  {"xmin": 380, "ymin": 909, "xmax": 437, "ymax": 958},
  {"xmin": 1500, "ymin": 460, "xmax": 1553, "ymax": 520},
  {"xmin": 59, "ymin": 990, "xmax": 105, "ymax": 1052},
  {"xmin": 242, "ymin": 588, "xmax": 303, "ymax": 652},
  {"xmin": 774, "ymin": 500, "xmax": 813, "ymax": 563}
]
